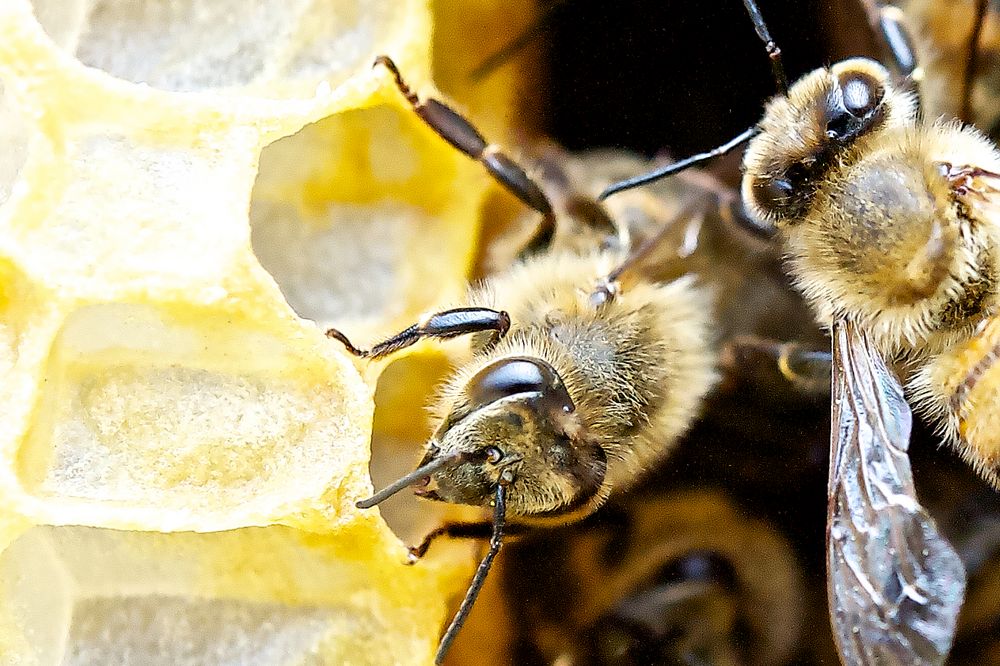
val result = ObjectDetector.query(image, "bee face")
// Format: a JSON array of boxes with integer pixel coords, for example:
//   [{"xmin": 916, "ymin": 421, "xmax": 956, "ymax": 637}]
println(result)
[
  {"xmin": 742, "ymin": 58, "xmax": 913, "ymax": 229},
  {"xmin": 424, "ymin": 356, "xmax": 608, "ymax": 516}
]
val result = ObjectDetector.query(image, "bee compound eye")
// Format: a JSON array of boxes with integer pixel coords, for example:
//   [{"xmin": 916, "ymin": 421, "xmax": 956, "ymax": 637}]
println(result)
[
  {"xmin": 466, "ymin": 356, "xmax": 573, "ymax": 413},
  {"xmin": 837, "ymin": 70, "xmax": 883, "ymax": 118},
  {"xmin": 751, "ymin": 176, "xmax": 795, "ymax": 215},
  {"xmin": 484, "ymin": 446, "xmax": 504, "ymax": 464},
  {"xmin": 467, "ymin": 358, "xmax": 548, "ymax": 409}
]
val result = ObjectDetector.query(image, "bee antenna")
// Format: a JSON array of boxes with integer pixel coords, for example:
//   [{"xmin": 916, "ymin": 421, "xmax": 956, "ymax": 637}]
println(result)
[
  {"xmin": 598, "ymin": 125, "xmax": 758, "ymax": 200},
  {"xmin": 741, "ymin": 0, "xmax": 788, "ymax": 95},
  {"xmin": 435, "ymin": 482, "xmax": 508, "ymax": 665},
  {"xmin": 355, "ymin": 452, "xmax": 462, "ymax": 509}
]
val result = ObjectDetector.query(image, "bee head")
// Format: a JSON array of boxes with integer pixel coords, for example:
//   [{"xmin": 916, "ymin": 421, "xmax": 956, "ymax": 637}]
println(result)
[
  {"xmin": 413, "ymin": 356, "xmax": 607, "ymax": 517},
  {"xmin": 742, "ymin": 58, "xmax": 915, "ymax": 229}
]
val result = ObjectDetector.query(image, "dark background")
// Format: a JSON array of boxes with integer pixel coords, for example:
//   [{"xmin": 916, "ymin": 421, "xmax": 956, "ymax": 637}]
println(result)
[{"xmin": 534, "ymin": 0, "xmax": 879, "ymax": 160}]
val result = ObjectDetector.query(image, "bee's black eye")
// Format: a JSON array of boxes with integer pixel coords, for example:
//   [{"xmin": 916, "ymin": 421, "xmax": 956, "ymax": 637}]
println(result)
[
  {"xmin": 466, "ymin": 356, "xmax": 574, "ymax": 414},
  {"xmin": 823, "ymin": 70, "xmax": 885, "ymax": 144},
  {"xmin": 468, "ymin": 357, "xmax": 549, "ymax": 408},
  {"xmin": 838, "ymin": 71, "xmax": 883, "ymax": 118}
]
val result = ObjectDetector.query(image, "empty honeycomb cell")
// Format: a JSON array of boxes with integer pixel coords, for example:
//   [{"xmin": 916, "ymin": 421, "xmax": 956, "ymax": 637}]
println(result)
[
  {"xmin": 15, "ymin": 302, "xmax": 371, "ymax": 531},
  {"xmin": 367, "ymin": 351, "xmax": 457, "ymax": 544},
  {"xmin": 0, "ymin": 524, "xmax": 461, "ymax": 665},
  {"xmin": 0, "ymin": 525, "xmax": 68, "ymax": 665},
  {"xmin": 250, "ymin": 103, "xmax": 484, "ymax": 333},
  {"xmin": 30, "ymin": 0, "xmax": 423, "ymax": 101},
  {"xmin": 68, "ymin": 598, "xmax": 334, "ymax": 666},
  {"xmin": 0, "ymin": 258, "xmax": 63, "ymax": 458},
  {"xmin": 25, "ymin": 1, "xmax": 89, "ymax": 53},
  {"xmin": 8, "ymin": 126, "xmax": 260, "ymax": 296}
]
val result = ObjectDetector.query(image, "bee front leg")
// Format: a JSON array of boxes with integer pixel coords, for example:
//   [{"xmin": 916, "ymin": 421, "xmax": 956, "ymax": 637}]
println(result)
[
  {"xmin": 327, "ymin": 307, "xmax": 510, "ymax": 360},
  {"xmin": 939, "ymin": 162, "xmax": 1000, "ymax": 198},
  {"xmin": 407, "ymin": 521, "xmax": 530, "ymax": 563}
]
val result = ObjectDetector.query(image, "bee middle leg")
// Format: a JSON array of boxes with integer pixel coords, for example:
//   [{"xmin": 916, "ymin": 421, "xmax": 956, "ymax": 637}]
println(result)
[
  {"xmin": 960, "ymin": 0, "xmax": 990, "ymax": 123},
  {"xmin": 531, "ymin": 145, "xmax": 621, "ymax": 248},
  {"xmin": 857, "ymin": 0, "xmax": 919, "ymax": 81}
]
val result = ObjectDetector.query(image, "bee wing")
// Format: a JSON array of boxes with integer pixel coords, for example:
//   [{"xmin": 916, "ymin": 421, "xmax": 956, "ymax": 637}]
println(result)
[
  {"xmin": 594, "ymin": 192, "xmax": 717, "ymax": 297},
  {"xmin": 828, "ymin": 319, "xmax": 966, "ymax": 665}
]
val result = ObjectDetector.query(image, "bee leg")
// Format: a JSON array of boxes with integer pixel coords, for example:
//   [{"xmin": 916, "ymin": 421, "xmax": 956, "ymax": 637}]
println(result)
[
  {"xmin": 373, "ymin": 55, "xmax": 556, "ymax": 255},
  {"xmin": 858, "ymin": 1, "xmax": 919, "ymax": 81},
  {"xmin": 407, "ymin": 520, "xmax": 531, "ymax": 563},
  {"xmin": 589, "ymin": 195, "xmax": 716, "ymax": 307},
  {"xmin": 858, "ymin": 0, "xmax": 951, "ymax": 115},
  {"xmin": 721, "ymin": 335, "xmax": 831, "ymax": 395},
  {"xmin": 532, "ymin": 146, "xmax": 621, "ymax": 247},
  {"xmin": 939, "ymin": 162, "xmax": 1000, "ymax": 198},
  {"xmin": 326, "ymin": 307, "xmax": 510, "ymax": 360}
]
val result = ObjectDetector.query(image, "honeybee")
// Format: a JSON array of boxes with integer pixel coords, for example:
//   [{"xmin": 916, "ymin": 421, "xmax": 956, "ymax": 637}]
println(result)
[
  {"xmin": 737, "ymin": 39, "xmax": 1000, "ymax": 491},
  {"xmin": 332, "ymin": 55, "xmax": 719, "ymax": 664},
  {"xmin": 599, "ymin": 0, "xmax": 1000, "ymax": 662}
]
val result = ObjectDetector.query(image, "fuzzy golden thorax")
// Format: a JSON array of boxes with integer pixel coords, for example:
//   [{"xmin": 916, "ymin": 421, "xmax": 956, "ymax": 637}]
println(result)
[{"xmin": 785, "ymin": 123, "xmax": 1000, "ymax": 353}]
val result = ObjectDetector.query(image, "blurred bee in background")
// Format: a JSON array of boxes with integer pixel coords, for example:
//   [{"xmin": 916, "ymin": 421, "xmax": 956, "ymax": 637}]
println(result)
[
  {"xmin": 600, "ymin": 0, "xmax": 1000, "ymax": 662},
  {"xmin": 327, "ymin": 48, "xmax": 831, "ymax": 662},
  {"xmin": 501, "ymin": 489, "xmax": 806, "ymax": 666},
  {"xmin": 871, "ymin": 0, "xmax": 1000, "ymax": 135}
]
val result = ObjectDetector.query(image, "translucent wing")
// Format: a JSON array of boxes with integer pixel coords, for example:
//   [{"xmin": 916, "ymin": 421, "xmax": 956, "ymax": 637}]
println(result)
[{"xmin": 828, "ymin": 319, "xmax": 966, "ymax": 665}]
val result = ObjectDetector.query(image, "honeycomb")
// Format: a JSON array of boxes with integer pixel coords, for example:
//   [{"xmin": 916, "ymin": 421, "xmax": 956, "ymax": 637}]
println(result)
[{"xmin": 0, "ymin": 1, "xmax": 536, "ymax": 663}]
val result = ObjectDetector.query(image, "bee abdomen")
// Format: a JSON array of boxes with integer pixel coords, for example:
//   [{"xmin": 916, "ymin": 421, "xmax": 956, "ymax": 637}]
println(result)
[{"xmin": 914, "ymin": 318, "xmax": 1000, "ymax": 487}]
